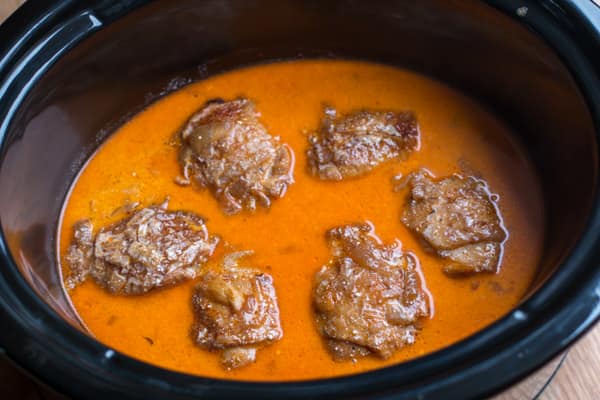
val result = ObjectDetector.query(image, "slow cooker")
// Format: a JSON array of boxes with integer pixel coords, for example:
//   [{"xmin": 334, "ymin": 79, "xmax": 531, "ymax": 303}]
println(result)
[{"xmin": 1, "ymin": 1, "xmax": 599, "ymax": 398}]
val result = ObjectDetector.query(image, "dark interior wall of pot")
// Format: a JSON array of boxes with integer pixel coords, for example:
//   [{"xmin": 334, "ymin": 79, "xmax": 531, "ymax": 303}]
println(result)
[{"xmin": 0, "ymin": 0, "xmax": 596, "ymax": 326}]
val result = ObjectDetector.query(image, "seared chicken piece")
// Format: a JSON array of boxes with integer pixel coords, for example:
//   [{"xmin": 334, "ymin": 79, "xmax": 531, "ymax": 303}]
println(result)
[
  {"xmin": 307, "ymin": 107, "xmax": 419, "ymax": 180},
  {"xmin": 178, "ymin": 98, "xmax": 294, "ymax": 214},
  {"xmin": 65, "ymin": 200, "xmax": 218, "ymax": 294},
  {"xmin": 192, "ymin": 251, "xmax": 283, "ymax": 369},
  {"xmin": 402, "ymin": 170, "xmax": 507, "ymax": 274},
  {"xmin": 313, "ymin": 223, "xmax": 430, "ymax": 361}
]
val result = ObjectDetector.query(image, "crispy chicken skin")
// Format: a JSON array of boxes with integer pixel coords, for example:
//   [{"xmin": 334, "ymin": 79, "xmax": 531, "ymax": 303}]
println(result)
[
  {"xmin": 178, "ymin": 98, "xmax": 294, "ymax": 214},
  {"xmin": 401, "ymin": 170, "xmax": 507, "ymax": 274},
  {"xmin": 307, "ymin": 107, "xmax": 419, "ymax": 180},
  {"xmin": 313, "ymin": 223, "xmax": 430, "ymax": 361},
  {"xmin": 192, "ymin": 251, "xmax": 283, "ymax": 369},
  {"xmin": 65, "ymin": 201, "xmax": 218, "ymax": 295}
]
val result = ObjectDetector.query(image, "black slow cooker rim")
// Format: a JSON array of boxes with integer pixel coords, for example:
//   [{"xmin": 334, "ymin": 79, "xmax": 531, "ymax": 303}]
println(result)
[{"xmin": 0, "ymin": 1, "xmax": 599, "ymax": 399}]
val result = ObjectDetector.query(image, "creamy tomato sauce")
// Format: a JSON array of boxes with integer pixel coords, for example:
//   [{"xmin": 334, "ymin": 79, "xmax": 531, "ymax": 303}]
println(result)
[{"xmin": 58, "ymin": 60, "xmax": 544, "ymax": 381}]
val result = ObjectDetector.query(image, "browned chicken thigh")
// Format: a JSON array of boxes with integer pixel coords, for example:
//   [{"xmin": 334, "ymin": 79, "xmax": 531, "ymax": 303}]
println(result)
[
  {"xmin": 192, "ymin": 251, "xmax": 283, "ymax": 369},
  {"xmin": 307, "ymin": 107, "xmax": 420, "ymax": 180},
  {"xmin": 178, "ymin": 98, "xmax": 294, "ymax": 214},
  {"xmin": 65, "ymin": 201, "xmax": 218, "ymax": 294},
  {"xmin": 313, "ymin": 223, "xmax": 430, "ymax": 361},
  {"xmin": 401, "ymin": 170, "xmax": 507, "ymax": 274}
]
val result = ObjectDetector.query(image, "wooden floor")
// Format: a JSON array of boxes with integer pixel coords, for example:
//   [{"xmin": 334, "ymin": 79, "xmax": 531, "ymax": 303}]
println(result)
[
  {"xmin": 541, "ymin": 327, "xmax": 600, "ymax": 399},
  {"xmin": 493, "ymin": 327, "xmax": 600, "ymax": 399},
  {"xmin": 0, "ymin": 1, "xmax": 599, "ymax": 398},
  {"xmin": 0, "ymin": 0, "xmax": 23, "ymax": 23}
]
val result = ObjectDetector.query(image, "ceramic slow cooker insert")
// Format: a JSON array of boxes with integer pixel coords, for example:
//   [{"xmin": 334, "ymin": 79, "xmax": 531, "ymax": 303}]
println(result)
[{"xmin": 0, "ymin": 1, "xmax": 600, "ymax": 399}]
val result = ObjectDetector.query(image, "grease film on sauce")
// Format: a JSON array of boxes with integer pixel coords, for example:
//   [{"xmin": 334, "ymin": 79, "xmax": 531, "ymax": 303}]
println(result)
[{"xmin": 58, "ymin": 60, "xmax": 543, "ymax": 381}]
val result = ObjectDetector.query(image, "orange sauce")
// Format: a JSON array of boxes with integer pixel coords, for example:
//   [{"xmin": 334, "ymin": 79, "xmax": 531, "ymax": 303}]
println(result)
[{"xmin": 58, "ymin": 60, "xmax": 544, "ymax": 381}]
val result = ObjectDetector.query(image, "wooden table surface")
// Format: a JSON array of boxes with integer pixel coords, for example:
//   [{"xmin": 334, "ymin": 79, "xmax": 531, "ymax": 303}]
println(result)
[{"xmin": 1, "ymin": 1, "xmax": 599, "ymax": 398}]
